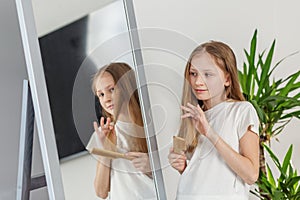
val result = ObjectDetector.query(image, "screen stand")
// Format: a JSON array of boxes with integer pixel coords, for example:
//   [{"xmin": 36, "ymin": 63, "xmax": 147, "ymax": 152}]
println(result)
[{"xmin": 16, "ymin": 80, "xmax": 47, "ymax": 199}]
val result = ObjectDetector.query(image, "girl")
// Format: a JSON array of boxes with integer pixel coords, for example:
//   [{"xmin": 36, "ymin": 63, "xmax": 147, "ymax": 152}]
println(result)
[
  {"xmin": 168, "ymin": 41, "xmax": 260, "ymax": 200},
  {"xmin": 86, "ymin": 62, "xmax": 156, "ymax": 200}
]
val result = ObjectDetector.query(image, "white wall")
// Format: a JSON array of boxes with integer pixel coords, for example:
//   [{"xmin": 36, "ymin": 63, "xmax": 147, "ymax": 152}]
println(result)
[
  {"xmin": 133, "ymin": 0, "xmax": 300, "ymax": 199},
  {"xmin": 32, "ymin": 0, "xmax": 115, "ymax": 37}
]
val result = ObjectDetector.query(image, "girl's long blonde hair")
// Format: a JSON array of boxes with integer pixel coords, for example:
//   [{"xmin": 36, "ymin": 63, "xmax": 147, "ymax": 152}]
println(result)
[
  {"xmin": 178, "ymin": 41, "xmax": 245, "ymax": 153},
  {"xmin": 92, "ymin": 63, "xmax": 147, "ymax": 153}
]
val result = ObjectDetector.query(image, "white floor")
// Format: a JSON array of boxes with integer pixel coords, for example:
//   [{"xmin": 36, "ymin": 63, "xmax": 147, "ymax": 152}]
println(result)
[{"xmin": 60, "ymin": 153, "xmax": 100, "ymax": 200}]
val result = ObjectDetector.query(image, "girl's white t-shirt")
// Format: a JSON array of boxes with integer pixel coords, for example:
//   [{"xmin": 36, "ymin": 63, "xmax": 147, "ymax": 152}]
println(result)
[
  {"xmin": 176, "ymin": 101, "xmax": 259, "ymax": 200},
  {"xmin": 86, "ymin": 121, "xmax": 156, "ymax": 200}
]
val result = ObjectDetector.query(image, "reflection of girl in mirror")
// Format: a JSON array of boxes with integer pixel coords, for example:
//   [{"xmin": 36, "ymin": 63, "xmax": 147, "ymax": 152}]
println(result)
[
  {"xmin": 168, "ymin": 41, "xmax": 260, "ymax": 199},
  {"xmin": 86, "ymin": 63, "xmax": 156, "ymax": 200}
]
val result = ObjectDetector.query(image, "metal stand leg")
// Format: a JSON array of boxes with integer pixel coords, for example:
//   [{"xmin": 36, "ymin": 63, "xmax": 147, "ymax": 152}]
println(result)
[{"xmin": 16, "ymin": 80, "xmax": 47, "ymax": 200}]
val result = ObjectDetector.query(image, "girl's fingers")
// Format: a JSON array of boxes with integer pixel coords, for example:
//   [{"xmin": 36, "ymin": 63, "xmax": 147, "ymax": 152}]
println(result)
[
  {"xmin": 130, "ymin": 154, "xmax": 151, "ymax": 173},
  {"xmin": 174, "ymin": 163, "xmax": 185, "ymax": 169},
  {"xmin": 99, "ymin": 117, "xmax": 114, "ymax": 130},
  {"xmin": 126, "ymin": 152, "xmax": 148, "ymax": 162},
  {"xmin": 181, "ymin": 112, "xmax": 200, "ymax": 120},
  {"xmin": 173, "ymin": 162, "xmax": 183, "ymax": 166},
  {"xmin": 93, "ymin": 121, "xmax": 99, "ymax": 132},
  {"xmin": 181, "ymin": 105, "xmax": 197, "ymax": 117},
  {"xmin": 169, "ymin": 156, "xmax": 186, "ymax": 162},
  {"xmin": 99, "ymin": 117, "xmax": 113, "ymax": 130},
  {"xmin": 168, "ymin": 152, "xmax": 186, "ymax": 161},
  {"xmin": 171, "ymin": 161, "xmax": 185, "ymax": 170},
  {"xmin": 186, "ymin": 102, "xmax": 197, "ymax": 110},
  {"xmin": 181, "ymin": 105, "xmax": 194, "ymax": 113},
  {"xmin": 196, "ymin": 104, "xmax": 204, "ymax": 114},
  {"xmin": 126, "ymin": 152, "xmax": 143, "ymax": 158},
  {"xmin": 181, "ymin": 113, "xmax": 193, "ymax": 119},
  {"xmin": 170, "ymin": 159, "xmax": 186, "ymax": 166},
  {"xmin": 106, "ymin": 117, "xmax": 111, "ymax": 127},
  {"xmin": 187, "ymin": 103, "xmax": 201, "ymax": 116},
  {"xmin": 182, "ymin": 103, "xmax": 203, "ymax": 119},
  {"xmin": 131, "ymin": 159, "xmax": 140, "ymax": 165},
  {"xmin": 168, "ymin": 149, "xmax": 186, "ymax": 156},
  {"xmin": 100, "ymin": 117, "xmax": 105, "ymax": 127},
  {"xmin": 132, "ymin": 158, "xmax": 147, "ymax": 165}
]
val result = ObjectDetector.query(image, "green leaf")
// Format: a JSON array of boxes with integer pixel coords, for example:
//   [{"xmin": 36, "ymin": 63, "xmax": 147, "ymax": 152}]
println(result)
[
  {"xmin": 250, "ymin": 190, "xmax": 263, "ymax": 199},
  {"xmin": 291, "ymin": 191, "xmax": 300, "ymax": 200},
  {"xmin": 274, "ymin": 190, "xmax": 285, "ymax": 199},
  {"xmin": 280, "ymin": 70, "xmax": 300, "ymax": 84},
  {"xmin": 257, "ymin": 41, "xmax": 275, "ymax": 97},
  {"xmin": 277, "ymin": 98, "xmax": 300, "ymax": 112},
  {"xmin": 238, "ymin": 70, "xmax": 246, "ymax": 93},
  {"xmin": 287, "ymin": 176, "xmax": 300, "ymax": 189},
  {"xmin": 277, "ymin": 81, "xmax": 300, "ymax": 93},
  {"xmin": 250, "ymin": 29, "xmax": 258, "ymax": 59},
  {"xmin": 281, "ymin": 111, "xmax": 300, "ymax": 120},
  {"xmin": 279, "ymin": 71, "xmax": 300, "ymax": 96},
  {"xmin": 243, "ymin": 59, "xmax": 248, "ymax": 74},
  {"xmin": 260, "ymin": 95, "xmax": 286, "ymax": 104},
  {"xmin": 266, "ymin": 164, "xmax": 276, "ymax": 187},
  {"xmin": 245, "ymin": 30, "xmax": 257, "ymax": 95},
  {"xmin": 257, "ymin": 171, "xmax": 275, "ymax": 195},
  {"xmin": 272, "ymin": 119, "xmax": 291, "ymax": 136},
  {"xmin": 282, "ymin": 145, "xmax": 293, "ymax": 174},
  {"xmin": 264, "ymin": 144, "xmax": 281, "ymax": 170},
  {"xmin": 250, "ymin": 99, "xmax": 266, "ymax": 122},
  {"xmin": 268, "ymin": 51, "xmax": 299, "ymax": 76}
]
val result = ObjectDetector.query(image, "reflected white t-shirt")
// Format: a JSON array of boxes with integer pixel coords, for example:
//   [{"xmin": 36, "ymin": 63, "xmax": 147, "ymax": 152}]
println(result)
[
  {"xmin": 176, "ymin": 101, "xmax": 259, "ymax": 200},
  {"xmin": 87, "ymin": 121, "xmax": 156, "ymax": 200}
]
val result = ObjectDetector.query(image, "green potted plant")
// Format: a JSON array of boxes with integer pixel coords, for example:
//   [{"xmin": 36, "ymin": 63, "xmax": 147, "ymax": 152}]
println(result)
[
  {"xmin": 252, "ymin": 144, "xmax": 300, "ymax": 199},
  {"xmin": 238, "ymin": 29, "xmax": 300, "ymax": 199},
  {"xmin": 239, "ymin": 29, "xmax": 300, "ymax": 172}
]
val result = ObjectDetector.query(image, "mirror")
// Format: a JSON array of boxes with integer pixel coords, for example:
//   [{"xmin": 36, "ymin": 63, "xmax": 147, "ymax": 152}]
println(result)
[{"xmin": 17, "ymin": 0, "xmax": 162, "ymax": 199}]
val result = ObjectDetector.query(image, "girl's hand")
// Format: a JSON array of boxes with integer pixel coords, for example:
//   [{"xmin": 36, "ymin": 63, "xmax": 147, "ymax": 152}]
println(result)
[
  {"xmin": 93, "ymin": 117, "xmax": 115, "ymax": 147},
  {"xmin": 181, "ymin": 103, "xmax": 210, "ymax": 136},
  {"xmin": 168, "ymin": 148, "xmax": 187, "ymax": 174},
  {"xmin": 126, "ymin": 152, "xmax": 152, "ymax": 177}
]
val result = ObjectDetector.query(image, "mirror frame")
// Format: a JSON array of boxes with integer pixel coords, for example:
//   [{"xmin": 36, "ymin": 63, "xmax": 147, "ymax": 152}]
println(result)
[
  {"xmin": 123, "ymin": 0, "xmax": 166, "ymax": 199},
  {"xmin": 15, "ymin": 0, "xmax": 64, "ymax": 199}
]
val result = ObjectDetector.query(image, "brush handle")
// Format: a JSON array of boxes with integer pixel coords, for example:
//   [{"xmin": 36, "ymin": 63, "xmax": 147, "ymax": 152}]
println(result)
[
  {"xmin": 173, "ymin": 136, "xmax": 187, "ymax": 154},
  {"xmin": 90, "ymin": 148, "xmax": 133, "ymax": 160}
]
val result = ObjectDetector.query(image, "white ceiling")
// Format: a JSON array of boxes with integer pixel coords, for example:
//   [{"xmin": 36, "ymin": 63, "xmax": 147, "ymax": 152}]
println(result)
[{"xmin": 32, "ymin": 0, "xmax": 116, "ymax": 37}]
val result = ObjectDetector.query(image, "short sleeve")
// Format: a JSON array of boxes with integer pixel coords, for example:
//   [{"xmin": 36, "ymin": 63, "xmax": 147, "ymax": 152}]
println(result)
[
  {"xmin": 86, "ymin": 127, "xmax": 103, "ymax": 152},
  {"xmin": 237, "ymin": 102, "xmax": 260, "ymax": 139}
]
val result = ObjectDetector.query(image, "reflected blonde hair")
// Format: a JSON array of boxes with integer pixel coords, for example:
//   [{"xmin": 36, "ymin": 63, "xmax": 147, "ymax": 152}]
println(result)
[
  {"xmin": 178, "ymin": 41, "xmax": 245, "ymax": 152},
  {"xmin": 92, "ymin": 63, "xmax": 147, "ymax": 153}
]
